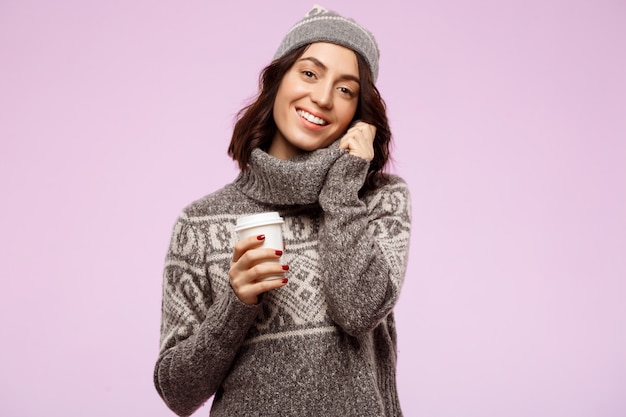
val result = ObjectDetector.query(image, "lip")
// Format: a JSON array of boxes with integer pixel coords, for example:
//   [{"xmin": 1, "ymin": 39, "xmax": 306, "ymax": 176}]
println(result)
[{"xmin": 295, "ymin": 107, "xmax": 330, "ymax": 129}]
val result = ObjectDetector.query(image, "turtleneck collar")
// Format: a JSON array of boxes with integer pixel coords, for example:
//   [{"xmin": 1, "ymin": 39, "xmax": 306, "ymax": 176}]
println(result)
[{"xmin": 234, "ymin": 142, "xmax": 347, "ymax": 206}]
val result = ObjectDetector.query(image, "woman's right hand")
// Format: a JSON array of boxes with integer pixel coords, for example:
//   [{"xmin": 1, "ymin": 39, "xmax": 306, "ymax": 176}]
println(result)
[{"xmin": 229, "ymin": 234, "xmax": 289, "ymax": 305}]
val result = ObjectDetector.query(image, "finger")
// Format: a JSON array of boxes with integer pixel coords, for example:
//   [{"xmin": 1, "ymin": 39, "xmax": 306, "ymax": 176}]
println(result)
[
  {"xmin": 338, "ymin": 127, "xmax": 359, "ymax": 149},
  {"xmin": 232, "ymin": 233, "xmax": 266, "ymax": 263},
  {"xmin": 245, "ymin": 260, "xmax": 289, "ymax": 283},
  {"xmin": 235, "ymin": 276, "xmax": 289, "ymax": 305},
  {"xmin": 357, "ymin": 124, "xmax": 376, "ymax": 142},
  {"xmin": 255, "ymin": 276, "xmax": 289, "ymax": 292},
  {"xmin": 352, "ymin": 121, "xmax": 376, "ymax": 139},
  {"xmin": 341, "ymin": 136, "xmax": 374, "ymax": 161},
  {"xmin": 338, "ymin": 128, "xmax": 354, "ymax": 149},
  {"xmin": 232, "ymin": 247, "xmax": 283, "ymax": 277},
  {"xmin": 367, "ymin": 124, "xmax": 377, "ymax": 140},
  {"xmin": 229, "ymin": 261, "xmax": 289, "ymax": 305}
]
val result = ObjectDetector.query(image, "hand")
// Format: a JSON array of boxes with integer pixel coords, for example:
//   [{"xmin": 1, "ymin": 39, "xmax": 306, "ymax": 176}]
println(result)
[
  {"xmin": 229, "ymin": 234, "xmax": 288, "ymax": 305},
  {"xmin": 338, "ymin": 121, "xmax": 376, "ymax": 162}
]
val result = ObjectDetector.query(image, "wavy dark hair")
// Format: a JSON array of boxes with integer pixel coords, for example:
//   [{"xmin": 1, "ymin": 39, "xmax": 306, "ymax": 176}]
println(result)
[{"xmin": 228, "ymin": 44, "xmax": 392, "ymax": 192}]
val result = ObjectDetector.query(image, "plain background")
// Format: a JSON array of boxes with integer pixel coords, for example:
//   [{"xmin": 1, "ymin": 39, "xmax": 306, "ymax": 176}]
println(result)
[{"xmin": 1, "ymin": 0, "xmax": 625, "ymax": 416}]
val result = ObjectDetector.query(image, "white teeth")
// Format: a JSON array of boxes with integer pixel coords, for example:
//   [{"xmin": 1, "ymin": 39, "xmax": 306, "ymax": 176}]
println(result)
[{"xmin": 297, "ymin": 110, "xmax": 327, "ymax": 126}]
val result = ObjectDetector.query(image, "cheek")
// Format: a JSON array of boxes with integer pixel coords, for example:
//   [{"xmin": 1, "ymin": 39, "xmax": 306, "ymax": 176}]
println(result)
[
  {"xmin": 273, "ymin": 79, "xmax": 300, "ymax": 118},
  {"xmin": 273, "ymin": 84, "xmax": 286, "ymax": 111},
  {"xmin": 273, "ymin": 86, "xmax": 291, "ymax": 125},
  {"xmin": 337, "ymin": 102, "xmax": 358, "ymax": 128}
]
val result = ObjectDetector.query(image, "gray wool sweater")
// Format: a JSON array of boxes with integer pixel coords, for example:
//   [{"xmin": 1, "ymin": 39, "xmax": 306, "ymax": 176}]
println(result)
[{"xmin": 154, "ymin": 143, "xmax": 412, "ymax": 417}]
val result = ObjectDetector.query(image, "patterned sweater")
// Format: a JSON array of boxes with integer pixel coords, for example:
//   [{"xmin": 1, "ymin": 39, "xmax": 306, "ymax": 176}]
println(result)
[{"xmin": 154, "ymin": 143, "xmax": 412, "ymax": 417}]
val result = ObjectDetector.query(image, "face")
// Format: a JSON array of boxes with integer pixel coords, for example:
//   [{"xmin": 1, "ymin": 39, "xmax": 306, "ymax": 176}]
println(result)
[{"xmin": 269, "ymin": 42, "xmax": 360, "ymax": 159}]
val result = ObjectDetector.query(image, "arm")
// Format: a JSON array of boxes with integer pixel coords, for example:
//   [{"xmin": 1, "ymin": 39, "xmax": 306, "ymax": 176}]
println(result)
[
  {"xmin": 318, "ymin": 153, "xmax": 411, "ymax": 336},
  {"xmin": 154, "ymin": 213, "xmax": 260, "ymax": 417}
]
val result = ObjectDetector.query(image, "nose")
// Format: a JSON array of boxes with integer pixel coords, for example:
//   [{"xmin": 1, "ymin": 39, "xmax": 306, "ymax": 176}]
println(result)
[{"xmin": 310, "ymin": 82, "xmax": 333, "ymax": 109}]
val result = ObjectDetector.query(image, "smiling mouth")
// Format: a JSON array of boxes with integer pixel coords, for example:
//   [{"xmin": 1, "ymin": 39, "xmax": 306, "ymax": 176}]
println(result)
[{"xmin": 297, "ymin": 109, "xmax": 328, "ymax": 126}]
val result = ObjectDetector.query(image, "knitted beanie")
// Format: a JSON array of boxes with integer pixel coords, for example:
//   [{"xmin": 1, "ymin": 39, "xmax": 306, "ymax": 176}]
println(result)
[{"xmin": 274, "ymin": 4, "xmax": 380, "ymax": 81}]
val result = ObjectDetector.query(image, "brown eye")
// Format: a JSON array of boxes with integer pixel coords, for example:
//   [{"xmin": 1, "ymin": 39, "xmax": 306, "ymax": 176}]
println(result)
[{"xmin": 338, "ymin": 86, "xmax": 355, "ymax": 97}]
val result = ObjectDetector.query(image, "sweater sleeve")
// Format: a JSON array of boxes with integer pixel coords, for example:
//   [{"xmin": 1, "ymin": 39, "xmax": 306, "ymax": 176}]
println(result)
[
  {"xmin": 318, "ymin": 153, "xmax": 412, "ymax": 336},
  {"xmin": 153, "ymin": 213, "xmax": 260, "ymax": 417}
]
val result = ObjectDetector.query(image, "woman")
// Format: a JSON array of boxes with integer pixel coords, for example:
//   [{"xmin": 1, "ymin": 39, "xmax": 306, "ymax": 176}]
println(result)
[{"xmin": 154, "ymin": 5, "xmax": 411, "ymax": 416}]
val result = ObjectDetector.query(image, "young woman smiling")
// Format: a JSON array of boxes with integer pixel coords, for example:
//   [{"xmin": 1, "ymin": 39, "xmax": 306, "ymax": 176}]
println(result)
[{"xmin": 154, "ymin": 5, "xmax": 412, "ymax": 417}]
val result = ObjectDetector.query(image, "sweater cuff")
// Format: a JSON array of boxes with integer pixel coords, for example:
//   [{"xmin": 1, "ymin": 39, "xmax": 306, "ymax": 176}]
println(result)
[
  {"xmin": 320, "ymin": 153, "xmax": 369, "ymax": 205},
  {"xmin": 215, "ymin": 286, "xmax": 261, "ymax": 331}
]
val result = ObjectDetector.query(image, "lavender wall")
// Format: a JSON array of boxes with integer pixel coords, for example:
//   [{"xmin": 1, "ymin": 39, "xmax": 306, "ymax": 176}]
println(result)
[{"xmin": 1, "ymin": 0, "xmax": 624, "ymax": 416}]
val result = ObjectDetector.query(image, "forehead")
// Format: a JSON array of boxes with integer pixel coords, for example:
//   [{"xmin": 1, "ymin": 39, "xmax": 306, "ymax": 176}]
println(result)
[{"xmin": 299, "ymin": 42, "xmax": 359, "ymax": 76}]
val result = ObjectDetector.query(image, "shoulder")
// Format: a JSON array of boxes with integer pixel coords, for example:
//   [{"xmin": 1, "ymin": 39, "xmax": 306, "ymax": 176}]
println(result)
[
  {"xmin": 363, "ymin": 174, "xmax": 412, "ymax": 217},
  {"xmin": 366, "ymin": 174, "xmax": 410, "ymax": 199},
  {"xmin": 383, "ymin": 174, "xmax": 409, "ymax": 189},
  {"xmin": 179, "ymin": 183, "xmax": 242, "ymax": 219},
  {"xmin": 175, "ymin": 180, "xmax": 268, "ymax": 226}
]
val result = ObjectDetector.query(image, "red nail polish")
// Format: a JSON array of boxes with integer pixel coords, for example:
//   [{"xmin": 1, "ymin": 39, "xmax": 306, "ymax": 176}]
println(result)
[
  {"xmin": 282, "ymin": 265, "xmax": 289, "ymax": 271},
  {"xmin": 257, "ymin": 234, "xmax": 265, "ymax": 240},
  {"xmin": 281, "ymin": 278, "xmax": 288, "ymax": 284},
  {"xmin": 275, "ymin": 250, "xmax": 283, "ymax": 256}
]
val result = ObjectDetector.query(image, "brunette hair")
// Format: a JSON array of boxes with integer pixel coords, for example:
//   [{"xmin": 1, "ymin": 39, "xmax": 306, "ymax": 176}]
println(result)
[{"xmin": 228, "ymin": 44, "xmax": 392, "ymax": 192}]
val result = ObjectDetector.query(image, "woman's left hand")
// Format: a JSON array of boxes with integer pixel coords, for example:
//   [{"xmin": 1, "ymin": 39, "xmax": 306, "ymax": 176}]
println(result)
[{"xmin": 338, "ymin": 121, "xmax": 376, "ymax": 162}]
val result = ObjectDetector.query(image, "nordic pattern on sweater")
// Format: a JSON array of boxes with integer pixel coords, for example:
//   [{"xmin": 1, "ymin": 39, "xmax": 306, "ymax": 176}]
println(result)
[{"xmin": 154, "ymin": 145, "xmax": 411, "ymax": 417}]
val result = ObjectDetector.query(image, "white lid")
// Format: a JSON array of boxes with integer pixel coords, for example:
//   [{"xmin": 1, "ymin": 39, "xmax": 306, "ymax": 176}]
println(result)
[{"xmin": 234, "ymin": 212, "xmax": 284, "ymax": 231}]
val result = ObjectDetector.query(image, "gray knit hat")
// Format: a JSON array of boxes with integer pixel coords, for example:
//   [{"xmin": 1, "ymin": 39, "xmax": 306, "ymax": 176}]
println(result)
[{"xmin": 274, "ymin": 4, "xmax": 380, "ymax": 81}]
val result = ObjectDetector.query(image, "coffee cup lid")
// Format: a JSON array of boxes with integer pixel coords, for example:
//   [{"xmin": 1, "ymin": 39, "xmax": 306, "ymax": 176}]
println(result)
[{"xmin": 234, "ymin": 212, "xmax": 284, "ymax": 232}]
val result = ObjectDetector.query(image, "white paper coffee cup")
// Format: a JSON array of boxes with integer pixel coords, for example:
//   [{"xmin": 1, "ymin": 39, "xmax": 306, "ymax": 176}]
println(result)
[{"xmin": 234, "ymin": 212, "xmax": 285, "ymax": 280}]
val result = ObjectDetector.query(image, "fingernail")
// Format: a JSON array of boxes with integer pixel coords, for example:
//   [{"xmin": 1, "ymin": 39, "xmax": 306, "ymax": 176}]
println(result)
[
  {"xmin": 275, "ymin": 250, "xmax": 283, "ymax": 256},
  {"xmin": 257, "ymin": 234, "xmax": 265, "ymax": 240},
  {"xmin": 281, "ymin": 278, "xmax": 289, "ymax": 284},
  {"xmin": 282, "ymin": 265, "xmax": 289, "ymax": 271}
]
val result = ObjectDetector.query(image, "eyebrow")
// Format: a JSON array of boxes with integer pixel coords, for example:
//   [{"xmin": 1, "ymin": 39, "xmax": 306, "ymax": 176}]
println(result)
[{"xmin": 298, "ymin": 56, "xmax": 361, "ymax": 84}]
